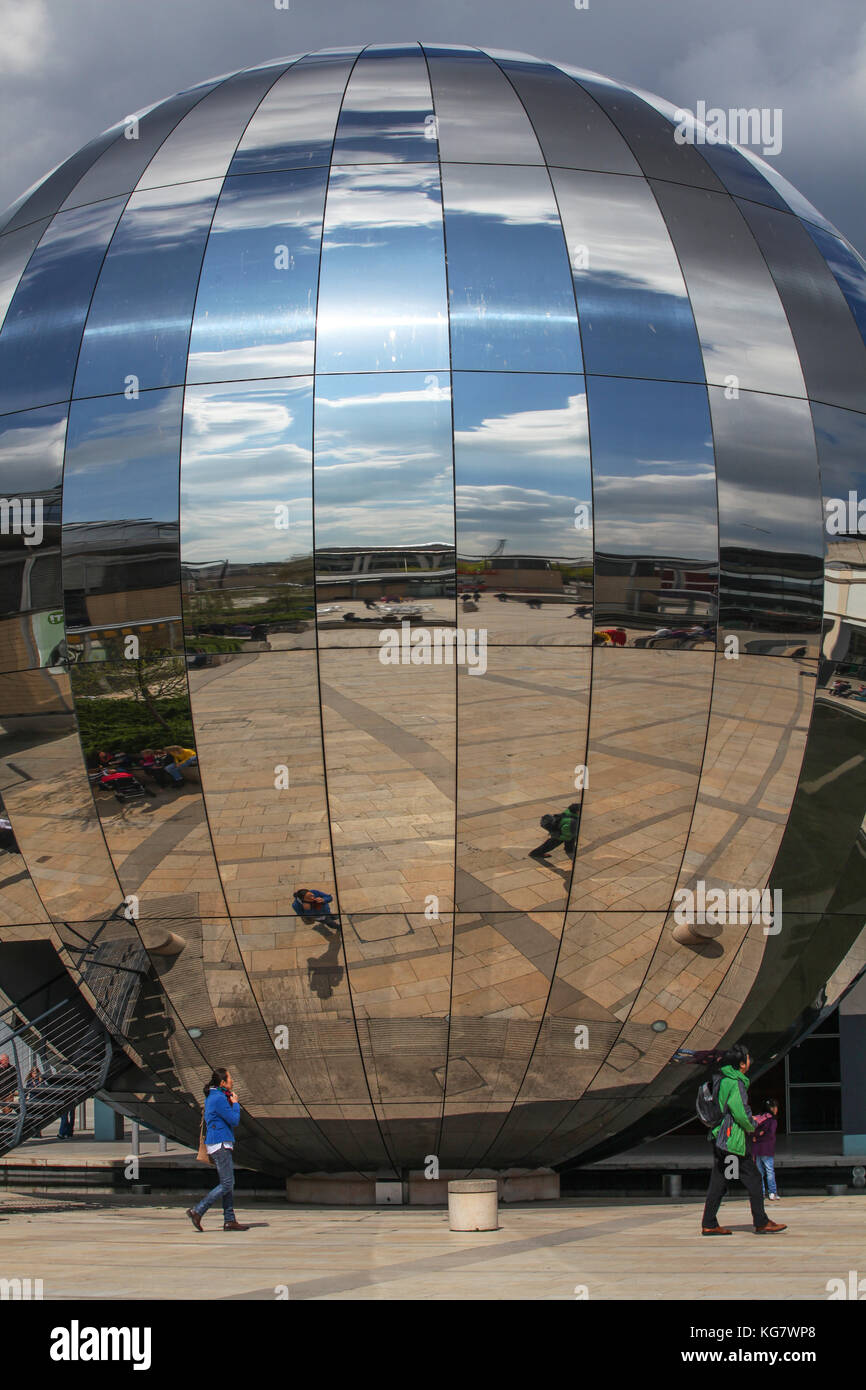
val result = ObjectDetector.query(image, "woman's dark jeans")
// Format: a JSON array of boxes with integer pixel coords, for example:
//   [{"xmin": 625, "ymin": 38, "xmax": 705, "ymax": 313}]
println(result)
[{"xmin": 194, "ymin": 1145, "xmax": 235, "ymax": 1223}]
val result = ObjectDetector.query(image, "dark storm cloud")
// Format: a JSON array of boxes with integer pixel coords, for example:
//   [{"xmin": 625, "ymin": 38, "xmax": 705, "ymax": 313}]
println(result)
[{"xmin": 1, "ymin": 0, "xmax": 864, "ymax": 253}]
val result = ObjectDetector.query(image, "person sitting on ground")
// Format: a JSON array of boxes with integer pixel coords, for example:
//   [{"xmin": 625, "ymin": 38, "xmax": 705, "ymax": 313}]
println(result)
[
  {"xmin": 529, "ymin": 802, "xmax": 582, "ymax": 861},
  {"xmin": 291, "ymin": 888, "xmax": 341, "ymax": 931}
]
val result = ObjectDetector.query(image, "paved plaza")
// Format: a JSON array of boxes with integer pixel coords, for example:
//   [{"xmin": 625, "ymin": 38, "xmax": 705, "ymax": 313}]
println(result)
[{"xmin": 1, "ymin": 1190, "xmax": 861, "ymax": 1300}]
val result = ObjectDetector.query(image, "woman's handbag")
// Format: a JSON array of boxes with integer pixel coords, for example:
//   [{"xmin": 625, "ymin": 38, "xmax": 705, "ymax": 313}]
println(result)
[{"xmin": 196, "ymin": 1113, "xmax": 212, "ymax": 1164}]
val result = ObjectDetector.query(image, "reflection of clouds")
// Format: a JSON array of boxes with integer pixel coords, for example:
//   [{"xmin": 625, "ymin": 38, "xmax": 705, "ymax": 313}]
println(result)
[
  {"xmin": 0, "ymin": 409, "xmax": 66, "ymax": 489},
  {"xmin": 314, "ymin": 379, "xmax": 453, "ymax": 547},
  {"xmin": 187, "ymin": 340, "xmax": 315, "ymax": 381},
  {"xmin": 554, "ymin": 170, "xmax": 688, "ymax": 299},
  {"xmin": 454, "ymin": 390, "xmax": 588, "ymax": 457},
  {"xmin": 594, "ymin": 469, "xmax": 717, "ymax": 558},
  {"xmin": 442, "ymin": 164, "xmax": 562, "ymax": 227},
  {"xmin": 116, "ymin": 179, "xmax": 222, "ymax": 250},
  {"xmin": 457, "ymin": 483, "xmax": 591, "ymax": 558},
  {"xmin": 209, "ymin": 184, "xmax": 325, "ymax": 238},
  {"xmin": 182, "ymin": 496, "xmax": 311, "ymax": 563},
  {"xmin": 323, "ymin": 167, "xmax": 443, "ymax": 230},
  {"xmin": 180, "ymin": 384, "xmax": 313, "ymax": 561}
]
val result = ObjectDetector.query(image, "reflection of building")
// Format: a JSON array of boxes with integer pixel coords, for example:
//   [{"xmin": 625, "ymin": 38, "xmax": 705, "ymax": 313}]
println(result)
[
  {"xmin": 0, "ymin": 45, "xmax": 865, "ymax": 1183},
  {"xmin": 823, "ymin": 540, "xmax": 866, "ymax": 672},
  {"xmin": 316, "ymin": 543, "xmax": 455, "ymax": 599}
]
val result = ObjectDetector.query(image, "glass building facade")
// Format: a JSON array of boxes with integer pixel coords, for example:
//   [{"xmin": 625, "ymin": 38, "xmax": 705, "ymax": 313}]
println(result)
[{"xmin": 0, "ymin": 44, "xmax": 864, "ymax": 1174}]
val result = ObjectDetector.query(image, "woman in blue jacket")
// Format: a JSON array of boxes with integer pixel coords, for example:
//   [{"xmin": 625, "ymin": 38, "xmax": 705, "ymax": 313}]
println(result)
[{"xmin": 186, "ymin": 1068, "xmax": 249, "ymax": 1232}]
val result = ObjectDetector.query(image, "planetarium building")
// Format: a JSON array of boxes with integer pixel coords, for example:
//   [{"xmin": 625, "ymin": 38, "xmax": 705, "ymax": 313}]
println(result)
[{"xmin": 0, "ymin": 44, "xmax": 865, "ymax": 1179}]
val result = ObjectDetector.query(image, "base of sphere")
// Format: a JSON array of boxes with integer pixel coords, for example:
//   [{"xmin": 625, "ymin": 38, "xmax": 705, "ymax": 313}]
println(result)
[{"xmin": 285, "ymin": 1168, "xmax": 559, "ymax": 1206}]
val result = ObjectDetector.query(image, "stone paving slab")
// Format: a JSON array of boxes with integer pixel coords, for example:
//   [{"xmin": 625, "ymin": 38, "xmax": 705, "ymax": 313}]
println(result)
[{"xmin": 0, "ymin": 1195, "xmax": 861, "ymax": 1300}]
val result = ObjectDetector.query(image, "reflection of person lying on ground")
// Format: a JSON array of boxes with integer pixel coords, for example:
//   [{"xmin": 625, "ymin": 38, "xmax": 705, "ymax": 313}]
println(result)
[
  {"xmin": 292, "ymin": 888, "xmax": 341, "ymax": 931},
  {"xmin": 342, "ymin": 611, "xmax": 383, "ymax": 624},
  {"xmin": 0, "ymin": 815, "xmax": 18, "ymax": 853},
  {"xmin": 568, "ymin": 604, "xmax": 592, "ymax": 618},
  {"xmin": 529, "ymin": 802, "xmax": 582, "ymax": 861}
]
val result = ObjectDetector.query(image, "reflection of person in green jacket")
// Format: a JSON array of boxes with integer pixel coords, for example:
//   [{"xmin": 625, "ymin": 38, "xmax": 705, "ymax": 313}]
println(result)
[{"xmin": 701, "ymin": 1044, "xmax": 788, "ymax": 1236}]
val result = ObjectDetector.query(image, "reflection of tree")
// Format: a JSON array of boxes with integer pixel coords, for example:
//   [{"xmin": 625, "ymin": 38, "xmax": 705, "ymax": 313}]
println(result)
[{"xmin": 73, "ymin": 657, "xmax": 193, "ymax": 760}]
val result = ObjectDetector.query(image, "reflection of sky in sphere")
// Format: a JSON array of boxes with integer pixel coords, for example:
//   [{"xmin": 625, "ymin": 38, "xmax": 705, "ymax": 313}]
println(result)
[
  {"xmin": 180, "ymin": 379, "xmax": 313, "ymax": 565},
  {"xmin": 314, "ymin": 373, "xmax": 454, "ymax": 550},
  {"xmin": 454, "ymin": 372, "xmax": 591, "ymax": 560}
]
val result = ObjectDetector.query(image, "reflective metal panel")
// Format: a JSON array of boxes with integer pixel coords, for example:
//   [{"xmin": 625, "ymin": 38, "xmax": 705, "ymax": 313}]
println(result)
[
  {"xmin": 440, "ymin": 909, "xmax": 567, "ymax": 1166},
  {"xmin": 568, "ymin": 647, "xmax": 714, "ymax": 910},
  {"xmin": 235, "ymin": 912, "xmax": 395, "ymax": 1167},
  {"xmin": 708, "ymin": 387, "xmax": 823, "ymax": 655},
  {"xmin": 441, "ymin": 163, "xmax": 581, "ymax": 372},
  {"xmin": 572, "ymin": 75, "xmax": 725, "ymax": 190},
  {"xmin": 229, "ymin": 52, "xmax": 356, "ymax": 175},
  {"xmin": 186, "ymin": 651, "xmax": 332, "ymax": 917},
  {"xmin": 424, "ymin": 47, "xmax": 544, "ymax": 164},
  {"xmin": 453, "ymin": 372, "xmax": 592, "ymax": 645},
  {"xmin": 0, "ymin": 785, "xmax": 51, "ymax": 924},
  {"xmin": 315, "ymin": 165, "xmax": 449, "ymax": 374},
  {"xmin": 186, "ymin": 170, "xmax": 327, "ymax": 384},
  {"xmin": 735, "ymin": 199, "xmax": 866, "ymax": 414},
  {"xmin": 0, "ymin": 127, "xmax": 122, "ymax": 236},
  {"xmin": 313, "ymin": 372, "xmax": 455, "ymax": 643},
  {"xmin": 318, "ymin": 652, "xmax": 455, "ymax": 917},
  {"xmin": 60, "ymin": 83, "xmax": 224, "ymax": 210},
  {"xmin": 801, "ymin": 226, "xmax": 866, "ymax": 347},
  {"xmin": 68, "ymin": 657, "xmax": 228, "ymax": 922},
  {"xmin": 456, "ymin": 648, "xmax": 590, "ymax": 914},
  {"xmin": 0, "ymin": 221, "xmax": 50, "ymax": 332},
  {"xmin": 493, "ymin": 56, "xmax": 640, "ymax": 173},
  {"xmin": 482, "ymin": 907, "xmax": 656, "ymax": 1166},
  {"xmin": 332, "ymin": 45, "xmax": 437, "ymax": 164},
  {"xmin": 0, "ymin": 200, "xmax": 126, "ymax": 417},
  {"xmin": 813, "ymin": 403, "xmax": 866, "ymax": 722},
  {"xmin": 181, "ymin": 378, "xmax": 314, "ymax": 653},
  {"xmin": 62, "ymin": 390, "xmax": 183, "ymax": 660},
  {"xmin": 0, "ymin": 666, "xmax": 122, "ymax": 920},
  {"xmin": 0, "ymin": 404, "xmax": 65, "ymax": 673},
  {"xmin": 339, "ymin": 909, "xmax": 452, "ymax": 1165},
  {"xmin": 73, "ymin": 181, "xmax": 221, "ymax": 397},
  {"xmin": 588, "ymin": 377, "xmax": 717, "ymax": 641},
  {"xmin": 552, "ymin": 169, "xmax": 703, "ymax": 381},
  {"xmin": 135, "ymin": 66, "xmax": 287, "ymax": 189},
  {"xmin": 650, "ymin": 180, "xmax": 807, "ymax": 397}
]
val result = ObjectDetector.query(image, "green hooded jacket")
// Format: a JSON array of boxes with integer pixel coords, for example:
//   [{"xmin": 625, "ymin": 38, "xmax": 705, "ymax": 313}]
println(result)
[{"xmin": 712, "ymin": 1064, "xmax": 756, "ymax": 1157}]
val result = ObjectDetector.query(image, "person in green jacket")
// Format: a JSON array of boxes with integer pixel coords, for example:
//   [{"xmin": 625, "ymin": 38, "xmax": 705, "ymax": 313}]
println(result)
[{"xmin": 701, "ymin": 1044, "xmax": 787, "ymax": 1236}]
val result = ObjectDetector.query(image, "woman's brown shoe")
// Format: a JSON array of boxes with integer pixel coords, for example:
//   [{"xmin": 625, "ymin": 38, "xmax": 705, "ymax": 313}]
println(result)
[
  {"xmin": 755, "ymin": 1220, "xmax": 787, "ymax": 1233},
  {"xmin": 701, "ymin": 1226, "xmax": 732, "ymax": 1235},
  {"xmin": 186, "ymin": 1208, "xmax": 203, "ymax": 1232}
]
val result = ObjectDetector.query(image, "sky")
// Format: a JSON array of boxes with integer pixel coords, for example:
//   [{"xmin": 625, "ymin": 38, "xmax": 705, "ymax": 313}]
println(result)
[{"xmin": 2, "ymin": 0, "xmax": 865, "ymax": 254}]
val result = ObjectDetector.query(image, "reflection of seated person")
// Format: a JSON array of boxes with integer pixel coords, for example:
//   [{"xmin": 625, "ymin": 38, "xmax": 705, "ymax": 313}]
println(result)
[
  {"xmin": 138, "ymin": 748, "xmax": 176, "ymax": 789},
  {"xmin": 0, "ymin": 1053, "xmax": 17, "ymax": 1112},
  {"xmin": 292, "ymin": 888, "xmax": 341, "ymax": 931},
  {"xmin": 163, "ymin": 745, "xmax": 198, "ymax": 782}
]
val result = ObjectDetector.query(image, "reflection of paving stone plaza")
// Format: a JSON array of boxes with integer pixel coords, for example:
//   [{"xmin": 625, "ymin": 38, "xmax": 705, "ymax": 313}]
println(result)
[{"xmin": 0, "ymin": 44, "xmax": 865, "ymax": 1181}]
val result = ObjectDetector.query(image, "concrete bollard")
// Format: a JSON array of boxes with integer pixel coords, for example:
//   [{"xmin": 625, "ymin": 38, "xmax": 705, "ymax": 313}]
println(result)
[
  {"xmin": 448, "ymin": 1179, "xmax": 499, "ymax": 1231},
  {"xmin": 662, "ymin": 1173, "xmax": 682, "ymax": 1198}
]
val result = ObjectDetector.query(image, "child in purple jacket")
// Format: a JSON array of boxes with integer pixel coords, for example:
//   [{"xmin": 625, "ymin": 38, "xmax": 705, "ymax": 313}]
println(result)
[{"xmin": 751, "ymin": 1098, "xmax": 780, "ymax": 1201}]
